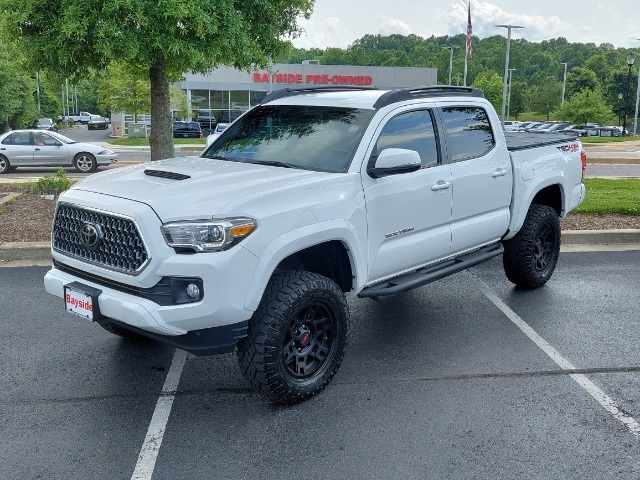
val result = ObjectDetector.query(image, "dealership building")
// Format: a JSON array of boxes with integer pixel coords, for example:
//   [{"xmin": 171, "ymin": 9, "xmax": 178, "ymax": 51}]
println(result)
[{"xmin": 176, "ymin": 63, "xmax": 438, "ymax": 122}]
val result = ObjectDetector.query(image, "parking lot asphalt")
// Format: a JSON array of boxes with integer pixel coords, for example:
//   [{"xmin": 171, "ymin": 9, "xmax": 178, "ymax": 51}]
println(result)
[{"xmin": 2, "ymin": 251, "xmax": 640, "ymax": 479}]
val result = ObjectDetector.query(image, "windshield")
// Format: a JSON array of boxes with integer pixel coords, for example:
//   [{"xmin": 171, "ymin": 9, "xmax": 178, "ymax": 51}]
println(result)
[
  {"xmin": 202, "ymin": 105, "xmax": 375, "ymax": 173},
  {"xmin": 48, "ymin": 131, "xmax": 77, "ymax": 144}
]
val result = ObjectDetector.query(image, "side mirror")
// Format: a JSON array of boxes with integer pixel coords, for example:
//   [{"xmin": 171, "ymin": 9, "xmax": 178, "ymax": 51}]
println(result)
[
  {"xmin": 54, "ymin": 141, "xmax": 63, "ymax": 146},
  {"xmin": 367, "ymin": 148, "xmax": 422, "ymax": 178}
]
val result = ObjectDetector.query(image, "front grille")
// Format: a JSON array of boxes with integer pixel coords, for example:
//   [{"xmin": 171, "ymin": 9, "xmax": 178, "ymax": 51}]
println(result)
[{"xmin": 52, "ymin": 204, "xmax": 149, "ymax": 274}]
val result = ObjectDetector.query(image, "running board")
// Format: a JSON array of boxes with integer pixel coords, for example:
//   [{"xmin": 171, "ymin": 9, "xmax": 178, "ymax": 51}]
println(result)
[{"xmin": 358, "ymin": 243, "xmax": 504, "ymax": 299}]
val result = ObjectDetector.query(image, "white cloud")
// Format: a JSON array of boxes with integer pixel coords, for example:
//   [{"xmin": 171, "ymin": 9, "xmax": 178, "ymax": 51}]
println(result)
[
  {"xmin": 294, "ymin": 16, "xmax": 355, "ymax": 49},
  {"xmin": 377, "ymin": 16, "xmax": 413, "ymax": 36},
  {"xmin": 443, "ymin": 0, "xmax": 572, "ymax": 41}
]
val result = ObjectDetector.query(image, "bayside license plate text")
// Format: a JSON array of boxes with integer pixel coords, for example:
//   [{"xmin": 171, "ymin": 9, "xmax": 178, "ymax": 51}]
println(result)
[{"xmin": 65, "ymin": 286, "xmax": 95, "ymax": 320}]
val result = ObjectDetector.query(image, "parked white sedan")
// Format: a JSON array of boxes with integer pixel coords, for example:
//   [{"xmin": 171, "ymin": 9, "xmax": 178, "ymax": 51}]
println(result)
[
  {"xmin": 0, "ymin": 130, "xmax": 118, "ymax": 174},
  {"xmin": 205, "ymin": 123, "xmax": 230, "ymax": 147}
]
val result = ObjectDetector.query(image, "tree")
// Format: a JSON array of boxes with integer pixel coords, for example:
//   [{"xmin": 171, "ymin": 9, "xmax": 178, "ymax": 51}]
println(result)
[
  {"xmin": 528, "ymin": 78, "xmax": 563, "ymax": 121},
  {"xmin": 566, "ymin": 67, "xmax": 599, "ymax": 97},
  {"xmin": 472, "ymin": 72, "xmax": 504, "ymax": 113},
  {"xmin": 0, "ymin": 40, "xmax": 35, "ymax": 131},
  {"xmin": 558, "ymin": 89, "xmax": 613, "ymax": 125},
  {"xmin": 2, "ymin": 0, "xmax": 314, "ymax": 160},
  {"xmin": 98, "ymin": 63, "xmax": 151, "ymax": 122}
]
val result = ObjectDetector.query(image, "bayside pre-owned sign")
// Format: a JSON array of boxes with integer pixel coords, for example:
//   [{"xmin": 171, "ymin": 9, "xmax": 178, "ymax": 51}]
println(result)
[{"xmin": 253, "ymin": 72, "xmax": 374, "ymax": 86}]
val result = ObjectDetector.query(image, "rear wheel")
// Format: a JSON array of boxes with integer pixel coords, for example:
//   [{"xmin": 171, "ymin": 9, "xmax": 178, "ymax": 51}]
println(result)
[
  {"xmin": 503, "ymin": 204, "xmax": 561, "ymax": 289},
  {"xmin": 74, "ymin": 153, "xmax": 97, "ymax": 173},
  {"xmin": 237, "ymin": 270, "xmax": 349, "ymax": 405},
  {"xmin": 0, "ymin": 155, "xmax": 10, "ymax": 174}
]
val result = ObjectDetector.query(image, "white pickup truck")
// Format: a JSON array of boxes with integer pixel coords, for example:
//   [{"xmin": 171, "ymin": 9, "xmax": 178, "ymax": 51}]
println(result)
[
  {"xmin": 44, "ymin": 86, "xmax": 586, "ymax": 404},
  {"xmin": 63, "ymin": 111, "xmax": 92, "ymax": 124}
]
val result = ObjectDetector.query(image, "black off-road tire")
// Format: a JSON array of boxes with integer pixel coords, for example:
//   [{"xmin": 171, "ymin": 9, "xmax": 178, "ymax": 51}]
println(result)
[
  {"xmin": 237, "ymin": 270, "xmax": 349, "ymax": 405},
  {"xmin": 502, "ymin": 204, "xmax": 561, "ymax": 289}
]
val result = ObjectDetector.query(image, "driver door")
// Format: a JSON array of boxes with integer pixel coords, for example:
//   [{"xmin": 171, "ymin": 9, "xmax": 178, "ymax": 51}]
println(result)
[
  {"xmin": 361, "ymin": 108, "xmax": 452, "ymax": 284},
  {"xmin": 32, "ymin": 131, "xmax": 68, "ymax": 165}
]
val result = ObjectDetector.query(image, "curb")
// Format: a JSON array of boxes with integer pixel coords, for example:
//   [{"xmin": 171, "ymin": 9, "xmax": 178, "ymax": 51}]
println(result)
[{"xmin": 2, "ymin": 231, "xmax": 640, "ymax": 262}]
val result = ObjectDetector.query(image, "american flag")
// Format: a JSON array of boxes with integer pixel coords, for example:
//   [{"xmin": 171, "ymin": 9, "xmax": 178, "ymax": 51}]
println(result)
[{"xmin": 466, "ymin": 2, "xmax": 473, "ymax": 58}]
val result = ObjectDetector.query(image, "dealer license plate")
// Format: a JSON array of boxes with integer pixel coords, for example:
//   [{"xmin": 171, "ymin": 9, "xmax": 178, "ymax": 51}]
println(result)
[{"xmin": 64, "ymin": 283, "xmax": 102, "ymax": 321}]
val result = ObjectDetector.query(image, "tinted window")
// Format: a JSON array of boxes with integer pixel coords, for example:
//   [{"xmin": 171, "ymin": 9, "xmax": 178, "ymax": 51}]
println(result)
[
  {"xmin": 442, "ymin": 107, "xmax": 495, "ymax": 162},
  {"xmin": 375, "ymin": 110, "xmax": 438, "ymax": 168},
  {"xmin": 2, "ymin": 132, "xmax": 31, "ymax": 145},
  {"xmin": 204, "ymin": 105, "xmax": 374, "ymax": 173},
  {"xmin": 174, "ymin": 122, "xmax": 201, "ymax": 131}
]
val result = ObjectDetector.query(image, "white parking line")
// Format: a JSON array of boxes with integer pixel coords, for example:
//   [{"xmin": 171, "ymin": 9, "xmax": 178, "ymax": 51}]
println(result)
[
  {"xmin": 469, "ymin": 272, "xmax": 640, "ymax": 439},
  {"xmin": 131, "ymin": 349, "xmax": 189, "ymax": 480}
]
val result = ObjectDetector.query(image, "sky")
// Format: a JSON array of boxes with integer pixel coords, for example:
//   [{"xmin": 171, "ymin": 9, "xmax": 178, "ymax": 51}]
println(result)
[{"xmin": 291, "ymin": 0, "xmax": 640, "ymax": 50}]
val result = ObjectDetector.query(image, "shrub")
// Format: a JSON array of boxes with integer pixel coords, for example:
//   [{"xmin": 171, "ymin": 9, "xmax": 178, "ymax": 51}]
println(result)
[{"xmin": 33, "ymin": 169, "xmax": 71, "ymax": 196}]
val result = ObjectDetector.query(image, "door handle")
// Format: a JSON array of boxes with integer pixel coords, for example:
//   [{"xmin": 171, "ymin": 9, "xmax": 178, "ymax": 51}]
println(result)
[
  {"xmin": 431, "ymin": 181, "xmax": 451, "ymax": 191},
  {"xmin": 34, "ymin": 148, "xmax": 41, "ymax": 151},
  {"xmin": 492, "ymin": 168, "xmax": 508, "ymax": 178}
]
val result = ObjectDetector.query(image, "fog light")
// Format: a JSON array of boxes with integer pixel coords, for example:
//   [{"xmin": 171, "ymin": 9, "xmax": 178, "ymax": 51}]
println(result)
[{"xmin": 186, "ymin": 283, "xmax": 200, "ymax": 299}]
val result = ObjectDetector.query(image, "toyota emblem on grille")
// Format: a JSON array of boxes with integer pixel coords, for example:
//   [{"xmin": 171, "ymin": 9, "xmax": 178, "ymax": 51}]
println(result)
[{"xmin": 79, "ymin": 222, "xmax": 103, "ymax": 250}]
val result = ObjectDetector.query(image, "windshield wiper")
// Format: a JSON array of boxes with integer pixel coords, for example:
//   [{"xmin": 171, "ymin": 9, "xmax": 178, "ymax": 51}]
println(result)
[{"xmin": 248, "ymin": 160, "xmax": 297, "ymax": 169}]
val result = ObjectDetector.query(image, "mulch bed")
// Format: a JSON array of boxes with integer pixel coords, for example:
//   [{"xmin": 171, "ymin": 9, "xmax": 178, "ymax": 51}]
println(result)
[{"xmin": 0, "ymin": 185, "xmax": 638, "ymax": 244}]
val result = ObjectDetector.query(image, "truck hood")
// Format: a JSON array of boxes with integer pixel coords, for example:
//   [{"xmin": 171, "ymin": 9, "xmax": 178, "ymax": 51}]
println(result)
[{"xmin": 70, "ymin": 157, "xmax": 333, "ymax": 221}]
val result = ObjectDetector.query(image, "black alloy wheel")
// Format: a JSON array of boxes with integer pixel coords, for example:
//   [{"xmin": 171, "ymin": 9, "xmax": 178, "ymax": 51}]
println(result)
[
  {"xmin": 502, "ymin": 204, "xmax": 561, "ymax": 289},
  {"xmin": 238, "ymin": 270, "xmax": 349, "ymax": 405},
  {"xmin": 282, "ymin": 300, "xmax": 337, "ymax": 379}
]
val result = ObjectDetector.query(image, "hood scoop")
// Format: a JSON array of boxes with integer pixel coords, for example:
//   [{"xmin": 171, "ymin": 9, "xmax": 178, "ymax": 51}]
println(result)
[{"xmin": 144, "ymin": 169, "xmax": 191, "ymax": 181}]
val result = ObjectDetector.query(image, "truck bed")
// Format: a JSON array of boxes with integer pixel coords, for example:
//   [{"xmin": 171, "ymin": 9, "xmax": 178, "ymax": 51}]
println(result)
[{"xmin": 505, "ymin": 132, "xmax": 578, "ymax": 151}]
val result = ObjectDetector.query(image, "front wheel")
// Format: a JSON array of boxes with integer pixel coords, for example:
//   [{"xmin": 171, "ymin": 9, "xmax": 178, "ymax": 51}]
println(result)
[
  {"xmin": 74, "ymin": 153, "xmax": 97, "ymax": 173},
  {"xmin": 0, "ymin": 155, "xmax": 10, "ymax": 174},
  {"xmin": 502, "ymin": 204, "xmax": 561, "ymax": 289},
  {"xmin": 237, "ymin": 271, "xmax": 349, "ymax": 405}
]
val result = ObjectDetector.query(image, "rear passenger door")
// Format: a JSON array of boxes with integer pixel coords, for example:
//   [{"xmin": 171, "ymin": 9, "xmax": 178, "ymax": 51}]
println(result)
[
  {"xmin": 0, "ymin": 131, "xmax": 34, "ymax": 166},
  {"xmin": 362, "ymin": 108, "xmax": 452, "ymax": 283},
  {"xmin": 438, "ymin": 104, "xmax": 512, "ymax": 254}
]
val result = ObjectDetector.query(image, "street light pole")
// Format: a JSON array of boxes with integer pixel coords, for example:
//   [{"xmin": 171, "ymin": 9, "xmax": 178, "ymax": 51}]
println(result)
[
  {"xmin": 618, "ymin": 93, "xmax": 624, "ymax": 126},
  {"xmin": 443, "ymin": 46, "xmax": 458, "ymax": 85},
  {"xmin": 507, "ymin": 68, "xmax": 516, "ymax": 120},
  {"xmin": 634, "ymin": 39, "xmax": 640, "ymax": 136},
  {"xmin": 561, "ymin": 62, "xmax": 568, "ymax": 109},
  {"xmin": 496, "ymin": 24, "xmax": 524, "ymax": 124},
  {"xmin": 622, "ymin": 54, "xmax": 636, "ymax": 136}
]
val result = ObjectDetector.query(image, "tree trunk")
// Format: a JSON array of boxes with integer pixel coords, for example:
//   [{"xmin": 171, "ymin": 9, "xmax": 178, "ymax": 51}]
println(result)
[{"xmin": 149, "ymin": 55, "xmax": 174, "ymax": 161}]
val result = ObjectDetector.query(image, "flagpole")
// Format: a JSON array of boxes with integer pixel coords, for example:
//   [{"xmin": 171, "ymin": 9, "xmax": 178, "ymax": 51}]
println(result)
[{"xmin": 463, "ymin": 50, "xmax": 468, "ymax": 87}]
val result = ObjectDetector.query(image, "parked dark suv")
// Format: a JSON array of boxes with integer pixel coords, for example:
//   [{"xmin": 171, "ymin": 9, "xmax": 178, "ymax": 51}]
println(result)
[{"xmin": 172, "ymin": 121, "xmax": 203, "ymax": 138}]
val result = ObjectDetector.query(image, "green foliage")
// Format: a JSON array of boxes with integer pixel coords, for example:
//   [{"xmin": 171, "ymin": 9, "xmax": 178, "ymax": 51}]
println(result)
[
  {"xmin": 566, "ymin": 67, "xmax": 599, "ymax": 97},
  {"xmin": 33, "ymin": 169, "xmax": 71, "ymax": 196},
  {"xmin": 2, "ymin": 0, "xmax": 315, "ymax": 159},
  {"xmin": 528, "ymin": 78, "xmax": 563, "ymax": 120},
  {"xmin": 558, "ymin": 89, "xmax": 613, "ymax": 125},
  {"xmin": 576, "ymin": 178, "xmax": 640, "ymax": 215},
  {"xmin": 98, "ymin": 63, "xmax": 151, "ymax": 119},
  {"xmin": 471, "ymin": 72, "xmax": 503, "ymax": 112}
]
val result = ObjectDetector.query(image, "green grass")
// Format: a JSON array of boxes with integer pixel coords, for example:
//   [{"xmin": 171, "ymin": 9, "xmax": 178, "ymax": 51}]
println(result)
[
  {"xmin": 575, "ymin": 178, "xmax": 640, "ymax": 215},
  {"xmin": 106, "ymin": 137, "xmax": 206, "ymax": 146},
  {"xmin": 580, "ymin": 136, "xmax": 638, "ymax": 144}
]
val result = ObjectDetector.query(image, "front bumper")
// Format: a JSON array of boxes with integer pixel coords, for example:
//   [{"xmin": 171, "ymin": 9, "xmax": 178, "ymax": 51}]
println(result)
[
  {"xmin": 45, "ymin": 244, "xmax": 259, "ymax": 336},
  {"xmin": 95, "ymin": 153, "xmax": 118, "ymax": 166}
]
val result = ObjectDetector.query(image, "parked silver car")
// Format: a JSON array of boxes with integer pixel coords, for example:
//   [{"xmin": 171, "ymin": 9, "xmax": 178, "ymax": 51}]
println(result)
[{"xmin": 0, "ymin": 130, "xmax": 118, "ymax": 174}]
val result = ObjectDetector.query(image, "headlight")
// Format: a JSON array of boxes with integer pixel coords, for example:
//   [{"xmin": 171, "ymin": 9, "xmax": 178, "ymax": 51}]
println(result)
[
  {"xmin": 97, "ymin": 149, "xmax": 115, "ymax": 155},
  {"xmin": 161, "ymin": 217, "xmax": 257, "ymax": 252}
]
